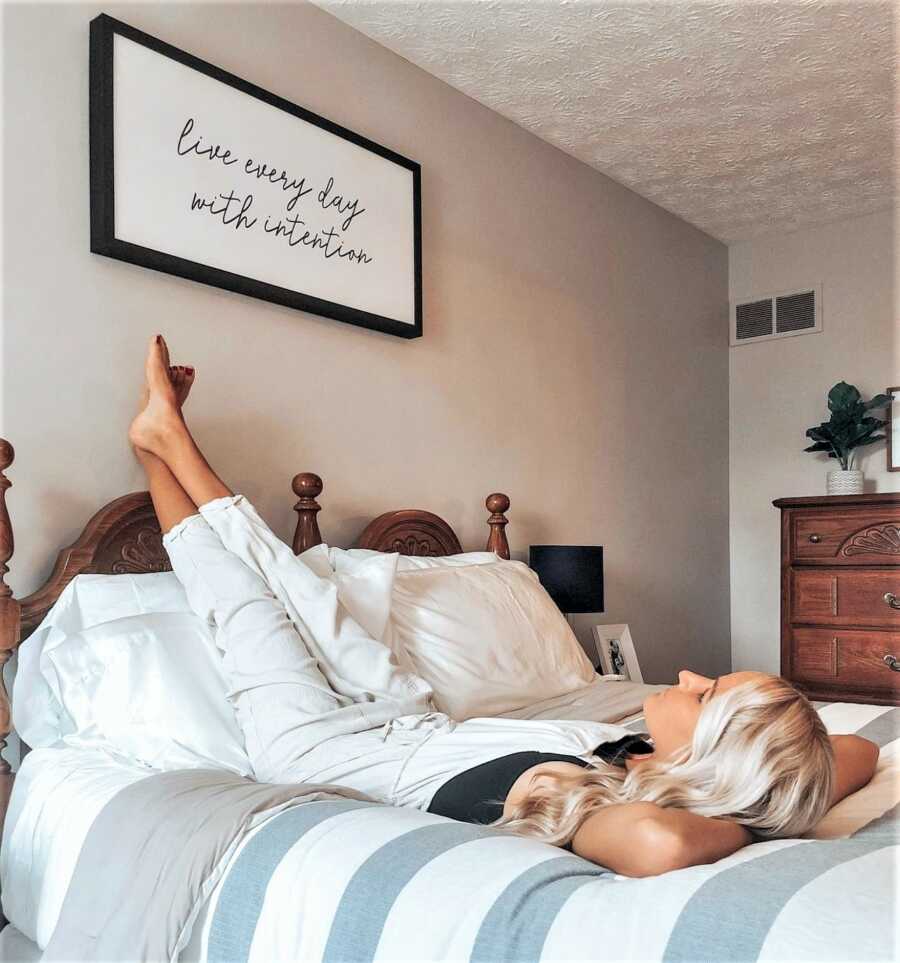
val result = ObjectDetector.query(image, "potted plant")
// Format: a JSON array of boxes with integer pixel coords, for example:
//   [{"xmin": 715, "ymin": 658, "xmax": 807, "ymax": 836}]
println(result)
[{"xmin": 804, "ymin": 382, "xmax": 891, "ymax": 494}]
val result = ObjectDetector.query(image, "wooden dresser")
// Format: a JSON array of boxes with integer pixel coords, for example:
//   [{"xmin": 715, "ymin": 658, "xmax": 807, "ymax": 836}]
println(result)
[{"xmin": 773, "ymin": 493, "xmax": 900, "ymax": 706}]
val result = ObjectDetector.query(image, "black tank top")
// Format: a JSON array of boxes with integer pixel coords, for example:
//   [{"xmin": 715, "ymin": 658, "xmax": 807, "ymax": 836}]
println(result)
[{"xmin": 426, "ymin": 732, "xmax": 654, "ymax": 847}]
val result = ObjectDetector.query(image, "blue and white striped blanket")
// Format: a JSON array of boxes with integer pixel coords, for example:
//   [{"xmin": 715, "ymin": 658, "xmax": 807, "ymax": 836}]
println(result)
[{"xmin": 189, "ymin": 701, "xmax": 899, "ymax": 963}]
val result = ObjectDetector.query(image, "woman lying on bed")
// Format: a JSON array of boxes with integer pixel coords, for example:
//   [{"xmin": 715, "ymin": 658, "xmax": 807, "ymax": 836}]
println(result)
[{"xmin": 129, "ymin": 335, "xmax": 880, "ymax": 879}]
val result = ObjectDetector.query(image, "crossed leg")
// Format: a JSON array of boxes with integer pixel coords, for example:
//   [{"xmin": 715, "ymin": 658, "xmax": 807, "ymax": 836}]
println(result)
[
  {"xmin": 130, "ymin": 337, "xmax": 434, "ymax": 784},
  {"xmin": 131, "ymin": 354, "xmax": 200, "ymax": 535},
  {"xmin": 130, "ymin": 336, "xmax": 232, "ymax": 514},
  {"xmin": 128, "ymin": 340, "xmax": 618, "ymax": 806}
]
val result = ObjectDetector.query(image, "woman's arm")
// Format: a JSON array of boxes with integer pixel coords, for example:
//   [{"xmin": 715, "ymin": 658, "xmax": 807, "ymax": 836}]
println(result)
[
  {"xmin": 829, "ymin": 735, "xmax": 880, "ymax": 807},
  {"xmin": 572, "ymin": 735, "xmax": 880, "ymax": 876},
  {"xmin": 571, "ymin": 802, "xmax": 752, "ymax": 877}
]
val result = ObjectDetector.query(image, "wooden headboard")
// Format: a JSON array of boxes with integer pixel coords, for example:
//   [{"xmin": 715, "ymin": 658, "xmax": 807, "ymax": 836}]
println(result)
[{"xmin": 0, "ymin": 437, "xmax": 510, "ymax": 795}]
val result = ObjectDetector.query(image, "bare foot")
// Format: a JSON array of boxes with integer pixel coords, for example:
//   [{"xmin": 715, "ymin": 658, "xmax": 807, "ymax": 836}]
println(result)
[
  {"xmin": 132, "ymin": 348, "xmax": 196, "ymax": 476},
  {"xmin": 129, "ymin": 336, "xmax": 188, "ymax": 457},
  {"xmin": 168, "ymin": 363, "xmax": 196, "ymax": 410},
  {"xmin": 135, "ymin": 363, "xmax": 195, "ymax": 426},
  {"xmin": 133, "ymin": 364, "xmax": 194, "ymax": 470}
]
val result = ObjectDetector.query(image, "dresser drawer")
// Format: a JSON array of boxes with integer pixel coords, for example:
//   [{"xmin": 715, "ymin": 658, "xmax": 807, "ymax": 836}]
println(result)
[
  {"xmin": 792, "ymin": 627, "xmax": 900, "ymax": 692},
  {"xmin": 777, "ymin": 494, "xmax": 900, "ymax": 705},
  {"xmin": 790, "ymin": 569, "xmax": 900, "ymax": 627},
  {"xmin": 790, "ymin": 509, "xmax": 900, "ymax": 565}
]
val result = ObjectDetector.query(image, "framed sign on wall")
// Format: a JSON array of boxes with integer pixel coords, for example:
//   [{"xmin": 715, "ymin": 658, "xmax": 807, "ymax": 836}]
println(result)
[{"xmin": 89, "ymin": 14, "xmax": 422, "ymax": 338}]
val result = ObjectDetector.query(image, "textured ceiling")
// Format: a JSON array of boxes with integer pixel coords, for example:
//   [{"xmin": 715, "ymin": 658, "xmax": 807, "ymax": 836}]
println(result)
[{"xmin": 312, "ymin": 0, "xmax": 897, "ymax": 243}]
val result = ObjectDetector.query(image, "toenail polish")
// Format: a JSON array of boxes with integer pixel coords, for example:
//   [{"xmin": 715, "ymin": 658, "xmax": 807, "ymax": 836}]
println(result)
[{"xmin": 186, "ymin": 367, "xmax": 194, "ymax": 375}]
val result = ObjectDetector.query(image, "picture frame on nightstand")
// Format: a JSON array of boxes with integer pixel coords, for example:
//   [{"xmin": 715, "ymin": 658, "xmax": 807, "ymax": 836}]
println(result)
[{"xmin": 592, "ymin": 624, "xmax": 644, "ymax": 683}]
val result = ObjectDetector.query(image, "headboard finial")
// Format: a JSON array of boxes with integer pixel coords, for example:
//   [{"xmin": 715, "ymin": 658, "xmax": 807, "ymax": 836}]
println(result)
[
  {"xmin": 0, "ymin": 439, "xmax": 20, "ymax": 778},
  {"xmin": 292, "ymin": 472, "xmax": 324, "ymax": 554},
  {"xmin": 0, "ymin": 439, "xmax": 14, "ymax": 598},
  {"xmin": 486, "ymin": 492, "xmax": 511, "ymax": 560}
]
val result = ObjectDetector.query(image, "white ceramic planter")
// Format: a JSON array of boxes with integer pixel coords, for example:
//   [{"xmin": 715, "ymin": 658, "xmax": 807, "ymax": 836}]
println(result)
[{"xmin": 826, "ymin": 469, "xmax": 864, "ymax": 495}]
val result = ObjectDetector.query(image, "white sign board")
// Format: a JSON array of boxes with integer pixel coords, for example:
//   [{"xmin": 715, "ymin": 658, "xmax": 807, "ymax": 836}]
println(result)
[{"xmin": 90, "ymin": 14, "xmax": 422, "ymax": 337}]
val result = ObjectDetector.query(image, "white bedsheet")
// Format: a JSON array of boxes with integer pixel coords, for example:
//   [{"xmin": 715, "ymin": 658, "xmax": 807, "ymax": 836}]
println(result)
[
  {"xmin": 499, "ymin": 676, "xmax": 665, "ymax": 723},
  {"xmin": 0, "ymin": 747, "xmax": 152, "ymax": 948},
  {"xmin": 0, "ymin": 923, "xmax": 40, "ymax": 963}
]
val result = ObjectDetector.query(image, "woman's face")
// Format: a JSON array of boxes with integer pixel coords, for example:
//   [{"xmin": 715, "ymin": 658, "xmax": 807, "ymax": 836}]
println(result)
[{"xmin": 643, "ymin": 669, "xmax": 766, "ymax": 759}]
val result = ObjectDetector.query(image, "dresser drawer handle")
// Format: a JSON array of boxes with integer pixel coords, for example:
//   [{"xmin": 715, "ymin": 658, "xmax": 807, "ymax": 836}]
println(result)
[
  {"xmin": 884, "ymin": 593, "xmax": 900, "ymax": 610},
  {"xmin": 884, "ymin": 655, "xmax": 900, "ymax": 672}
]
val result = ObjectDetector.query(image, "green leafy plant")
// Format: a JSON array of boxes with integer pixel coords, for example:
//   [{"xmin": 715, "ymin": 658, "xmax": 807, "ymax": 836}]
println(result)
[{"xmin": 804, "ymin": 381, "xmax": 891, "ymax": 471}]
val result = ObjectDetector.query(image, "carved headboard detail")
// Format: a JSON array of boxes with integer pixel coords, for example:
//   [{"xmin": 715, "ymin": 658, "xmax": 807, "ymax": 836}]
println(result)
[
  {"xmin": 354, "ymin": 493, "xmax": 511, "ymax": 559},
  {"xmin": 19, "ymin": 492, "xmax": 169, "ymax": 640},
  {"xmin": 357, "ymin": 509, "xmax": 464, "ymax": 557}
]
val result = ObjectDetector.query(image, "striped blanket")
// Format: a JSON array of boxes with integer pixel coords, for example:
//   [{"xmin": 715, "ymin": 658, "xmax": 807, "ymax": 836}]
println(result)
[{"xmin": 189, "ymin": 701, "xmax": 899, "ymax": 963}]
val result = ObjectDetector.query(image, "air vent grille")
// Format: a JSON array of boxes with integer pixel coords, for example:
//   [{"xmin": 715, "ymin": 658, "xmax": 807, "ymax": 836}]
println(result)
[
  {"xmin": 731, "ymin": 284, "xmax": 821, "ymax": 346},
  {"xmin": 735, "ymin": 299, "xmax": 773, "ymax": 340},
  {"xmin": 776, "ymin": 290, "xmax": 815, "ymax": 333}
]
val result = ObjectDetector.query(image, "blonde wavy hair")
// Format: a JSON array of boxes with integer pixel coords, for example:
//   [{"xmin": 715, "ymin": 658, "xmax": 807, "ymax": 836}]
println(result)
[{"xmin": 492, "ymin": 674, "xmax": 835, "ymax": 848}]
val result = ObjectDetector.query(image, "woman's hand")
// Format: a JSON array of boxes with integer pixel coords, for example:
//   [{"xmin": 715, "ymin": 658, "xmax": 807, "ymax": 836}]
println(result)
[{"xmin": 829, "ymin": 735, "xmax": 880, "ymax": 807}]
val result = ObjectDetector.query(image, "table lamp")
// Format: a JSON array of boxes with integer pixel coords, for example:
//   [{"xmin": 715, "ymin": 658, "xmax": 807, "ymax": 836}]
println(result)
[{"xmin": 528, "ymin": 545, "xmax": 604, "ymax": 620}]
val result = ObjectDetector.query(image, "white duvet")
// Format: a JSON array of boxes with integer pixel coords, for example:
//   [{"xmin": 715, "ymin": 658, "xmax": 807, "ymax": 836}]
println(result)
[
  {"xmin": 3, "ymin": 683, "xmax": 895, "ymax": 961},
  {"xmin": 1, "ymin": 746, "xmax": 153, "ymax": 948},
  {"xmin": 0, "ymin": 678, "xmax": 656, "ymax": 952}
]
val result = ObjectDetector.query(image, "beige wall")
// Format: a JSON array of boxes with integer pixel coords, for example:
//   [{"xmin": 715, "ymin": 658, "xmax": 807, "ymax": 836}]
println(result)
[
  {"xmin": 2, "ymin": 2, "xmax": 730, "ymax": 684},
  {"xmin": 729, "ymin": 209, "xmax": 899, "ymax": 674}
]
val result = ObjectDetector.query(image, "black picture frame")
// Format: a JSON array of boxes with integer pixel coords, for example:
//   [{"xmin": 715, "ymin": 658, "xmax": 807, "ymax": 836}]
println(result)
[
  {"xmin": 89, "ymin": 13, "xmax": 423, "ymax": 339},
  {"xmin": 888, "ymin": 387, "xmax": 899, "ymax": 472}
]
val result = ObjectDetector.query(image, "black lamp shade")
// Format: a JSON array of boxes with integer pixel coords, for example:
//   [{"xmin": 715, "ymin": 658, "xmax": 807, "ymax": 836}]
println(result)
[{"xmin": 529, "ymin": 545, "xmax": 604, "ymax": 614}]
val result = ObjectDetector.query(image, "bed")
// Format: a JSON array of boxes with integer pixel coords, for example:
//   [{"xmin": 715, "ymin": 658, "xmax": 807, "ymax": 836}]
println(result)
[{"xmin": 0, "ymin": 438, "xmax": 896, "ymax": 963}]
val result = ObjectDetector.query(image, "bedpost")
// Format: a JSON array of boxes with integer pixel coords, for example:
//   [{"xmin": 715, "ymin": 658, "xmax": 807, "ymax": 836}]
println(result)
[
  {"xmin": 0, "ymin": 440, "xmax": 20, "ymax": 817},
  {"xmin": 485, "ymin": 493, "xmax": 511, "ymax": 560},
  {"xmin": 292, "ymin": 472, "xmax": 324, "ymax": 554}
]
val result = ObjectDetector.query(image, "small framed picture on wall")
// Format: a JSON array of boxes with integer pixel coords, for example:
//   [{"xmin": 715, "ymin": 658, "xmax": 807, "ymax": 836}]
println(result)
[
  {"xmin": 591, "ymin": 624, "xmax": 644, "ymax": 683},
  {"xmin": 888, "ymin": 387, "xmax": 899, "ymax": 472}
]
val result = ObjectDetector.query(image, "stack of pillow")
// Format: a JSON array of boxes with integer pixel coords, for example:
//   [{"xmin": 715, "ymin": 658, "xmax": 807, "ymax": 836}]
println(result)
[
  {"xmin": 321, "ymin": 546, "xmax": 597, "ymax": 720},
  {"xmin": 14, "ymin": 572, "xmax": 253, "ymax": 775},
  {"xmin": 13, "ymin": 545, "xmax": 598, "ymax": 773}
]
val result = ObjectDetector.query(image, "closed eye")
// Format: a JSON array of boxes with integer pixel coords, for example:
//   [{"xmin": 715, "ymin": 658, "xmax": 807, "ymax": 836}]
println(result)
[{"xmin": 699, "ymin": 677, "xmax": 719, "ymax": 705}]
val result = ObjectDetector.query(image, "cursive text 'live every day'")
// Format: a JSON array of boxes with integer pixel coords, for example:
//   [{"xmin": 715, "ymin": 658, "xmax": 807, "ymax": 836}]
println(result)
[{"xmin": 177, "ymin": 117, "xmax": 367, "ymax": 232}]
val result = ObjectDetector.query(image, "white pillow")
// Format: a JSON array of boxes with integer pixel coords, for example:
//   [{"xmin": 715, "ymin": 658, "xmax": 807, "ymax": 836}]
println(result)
[
  {"xmin": 330, "ymin": 546, "xmax": 500, "ymax": 572},
  {"xmin": 328, "ymin": 546, "xmax": 499, "ymax": 646},
  {"xmin": 297, "ymin": 543, "xmax": 400, "ymax": 642},
  {"xmin": 29, "ymin": 570, "xmax": 193, "ymax": 633},
  {"xmin": 302, "ymin": 545, "xmax": 501, "ymax": 644},
  {"xmin": 14, "ymin": 572, "xmax": 195, "ymax": 749},
  {"xmin": 41, "ymin": 611, "xmax": 253, "ymax": 775},
  {"xmin": 398, "ymin": 551, "xmax": 499, "ymax": 571},
  {"xmin": 388, "ymin": 561, "xmax": 597, "ymax": 720},
  {"xmin": 328, "ymin": 550, "xmax": 398, "ymax": 643},
  {"xmin": 14, "ymin": 551, "xmax": 399, "ymax": 766},
  {"xmin": 296, "ymin": 543, "xmax": 335, "ymax": 578}
]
